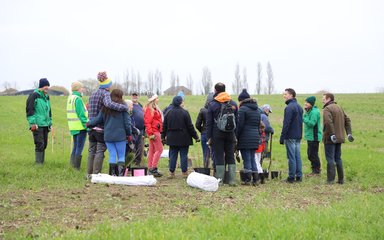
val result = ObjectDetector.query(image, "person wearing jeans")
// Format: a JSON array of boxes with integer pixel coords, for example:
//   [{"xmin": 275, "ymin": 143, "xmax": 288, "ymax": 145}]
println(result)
[
  {"xmin": 322, "ymin": 92, "xmax": 353, "ymax": 184},
  {"xmin": 280, "ymin": 88, "xmax": 303, "ymax": 183}
]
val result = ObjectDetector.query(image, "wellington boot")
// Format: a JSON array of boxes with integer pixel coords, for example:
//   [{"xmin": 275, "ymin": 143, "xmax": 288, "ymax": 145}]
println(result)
[
  {"xmin": 215, "ymin": 165, "xmax": 225, "ymax": 185},
  {"xmin": 327, "ymin": 163, "xmax": 336, "ymax": 184},
  {"xmin": 74, "ymin": 155, "xmax": 82, "ymax": 170},
  {"xmin": 87, "ymin": 153, "xmax": 95, "ymax": 175},
  {"xmin": 35, "ymin": 152, "xmax": 44, "ymax": 165},
  {"xmin": 227, "ymin": 164, "xmax": 237, "ymax": 186},
  {"xmin": 70, "ymin": 154, "xmax": 75, "ymax": 168},
  {"xmin": 117, "ymin": 163, "xmax": 125, "ymax": 176},
  {"xmin": 109, "ymin": 163, "xmax": 118, "ymax": 176},
  {"xmin": 252, "ymin": 172, "xmax": 259, "ymax": 186},
  {"xmin": 336, "ymin": 162, "xmax": 344, "ymax": 184},
  {"xmin": 259, "ymin": 173, "xmax": 265, "ymax": 184}
]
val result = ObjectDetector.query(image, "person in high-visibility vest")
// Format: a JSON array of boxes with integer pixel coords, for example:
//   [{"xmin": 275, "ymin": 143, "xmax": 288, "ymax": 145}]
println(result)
[{"xmin": 67, "ymin": 81, "xmax": 88, "ymax": 169}]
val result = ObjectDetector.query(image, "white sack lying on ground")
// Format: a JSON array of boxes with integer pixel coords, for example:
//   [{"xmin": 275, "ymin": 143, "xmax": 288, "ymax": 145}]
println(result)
[
  {"xmin": 161, "ymin": 149, "xmax": 169, "ymax": 158},
  {"xmin": 91, "ymin": 174, "xmax": 157, "ymax": 186},
  {"xmin": 187, "ymin": 172, "xmax": 221, "ymax": 192}
]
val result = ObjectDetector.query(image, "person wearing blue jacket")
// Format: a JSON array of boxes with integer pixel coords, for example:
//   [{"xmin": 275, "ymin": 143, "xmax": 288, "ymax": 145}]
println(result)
[
  {"xmin": 87, "ymin": 89, "xmax": 132, "ymax": 176},
  {"xmin": 280, "ymin": 88, "xmax": 303, "ymax": 183}
]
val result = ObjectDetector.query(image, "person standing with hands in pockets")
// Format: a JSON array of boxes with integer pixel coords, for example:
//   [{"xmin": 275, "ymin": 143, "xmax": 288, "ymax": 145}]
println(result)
[{"xmin": 322, "ymin": 93, "xmax": 354, "ymax": 184}]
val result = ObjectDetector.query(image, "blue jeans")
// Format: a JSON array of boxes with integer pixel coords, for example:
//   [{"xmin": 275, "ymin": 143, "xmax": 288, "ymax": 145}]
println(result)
[
  {"xmin": 71, "ymin": 130, "xmax": 87, "ymax": 157},
  {"xmin": 169, "ymin": 146, "xmax": 189, "ymax": 173},
  {"xmin": 240, "ymin": 149, "xmax": 257, "ymax": 171},
  {"xmin": 285, "ymin": 139, "xmax": 302, "ymax": 179},
  {"xmin": 106, "ymin": 141, "xmax": 127, "ymax": 164},
  {"xmin": 201, "ymin": 133, "xmax": 210, "ymax": 168},
  {"xmin": 324, "ymin": 143, "xmax": 342, "ymax": 166}
]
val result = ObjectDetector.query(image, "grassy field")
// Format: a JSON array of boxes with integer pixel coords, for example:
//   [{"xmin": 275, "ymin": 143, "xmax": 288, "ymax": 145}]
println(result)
[{"xmin": 0, "ymin": 93, "xmax": 383, "ymax": 239}]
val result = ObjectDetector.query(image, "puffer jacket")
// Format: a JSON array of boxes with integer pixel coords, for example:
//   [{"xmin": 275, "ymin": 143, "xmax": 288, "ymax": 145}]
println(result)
[
  {"xmin": 144, "ymin": 107, "xmax": 163, "ymax": 136},
  {"xmin": 322, "ymin": 101, "xmax": 352, "ymax": 144},
  {"xmin": 26, "ymin": 89, "xmax": 52, "ymax": 128},
  {"xmin": 236, "ymin": 99, "xmax": 261, "ymax": 150},
  {"xmin": 303, "ymin": 106, "xmax": 322, "ymax": 141}
]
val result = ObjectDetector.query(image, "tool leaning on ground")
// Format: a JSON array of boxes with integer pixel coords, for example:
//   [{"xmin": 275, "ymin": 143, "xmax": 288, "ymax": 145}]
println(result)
[{"xmin": 265, "ymin": 133, "xmax": 274, "ymax": 179}]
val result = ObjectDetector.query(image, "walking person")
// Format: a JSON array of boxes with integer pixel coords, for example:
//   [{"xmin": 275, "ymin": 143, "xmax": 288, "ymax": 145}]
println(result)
[
  {"xmin": 206, "ymin": 83, "xmax": 238, "ymax": 185},
  {"xmin": 87, "ymin": 89, "xmax": 132, "ymax": 176},
  {"xmin": 144, "ymin": 94, "xmax": 164, "ymax": 177},
  {"xmin": 236, "ymin": 89, "xmax": 261, "ymax": 186},
  {"xmin": 86, "ymin": 72, "xmax": 128, "ymax": 179},
  {"xmin": 195, "ymin": 92, "xmax": 214, "ymax": 169},
  {"xmin": 67, "ymin": 81, "xmax": 88, "ymax": 170},
  {"xmin": 162, "ymin": 96, "xmax": 200, "ymax": 178},
  {"xmin": 131, "ymin": 92, "xmax": 145, "ymax": 166},
  {"xmin": 26, "ymin": 78, "xmax": 52, "ymax": 165},
  {"xmin": 322, "ymin": 93, "xmax": 354, "ymax": 184},
  {"xmin": 280, "ymin": 88, "xmax": 303, "ymax": 183},
  {"xmin": 303, "ymin": 96, "xmax": 322, "ymax": 175}
]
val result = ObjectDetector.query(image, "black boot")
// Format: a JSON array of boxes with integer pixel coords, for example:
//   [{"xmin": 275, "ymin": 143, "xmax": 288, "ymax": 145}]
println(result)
[
  {"xmin": 327, "ymin": 163, "xmax": 336, "ymax": 184},
  {"xmin": 118, "ymin": 163, "xmax": 125, "ymax": 176},
  {"xmin": 259, "ymin": 173, "xmax": 265, "ymax": 184},
  {"xmin": 109, "ymin": 164, "xmax": 117, "ymax": 176},
  {"xmin": 35, "ymin": 152, "xmax": 44, "ymax": 165},
  {"xmin": 252, "ymin": 172, "xmax": 259, "ymax": 186},
  {"xmin": 70, "ymin": 154, "xmax": 75, "ymax": 168},
  {"xmin": 74, "ymin": 155, "xmax": 82, "ymax": 170},
  {"xmin": 336, "ymin": 162, "xmax": 344, "ymax": 184},
  {"xmin": 150, "ymin": 168, "xmax": 163, "ymax": 177},
  {"xmin": 240, "ymin": 170, "xmax": 252, "ymax": 185}
]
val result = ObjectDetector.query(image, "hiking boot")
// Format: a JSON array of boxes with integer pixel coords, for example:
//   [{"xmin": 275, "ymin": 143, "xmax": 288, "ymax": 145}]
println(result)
[
  {"xmin": 252, "ymin": 172, "xmax": 260, "ymax": 186},
  {"xmin": 109, "ymin": 164, "xmax": 118, "ymax": 176},
  {"xmin": 182, "ymin": 172, "xmax": 189, "ymax": 178},
  {"xmin": 285, "ymin": 177, "xmax": 294, "ymax": 183},
  {"xmin": 295, "ymin": 177, "xmax": 302, "ymax": 182},
  {"xmin": 150, "ymin": 168, "xmax": 163, "ymax": 177},
  {"xmin": 167, "ymin": 172, "xmax": 175, "ymax": 179},
  {"xmin": 259, "ymin": 173, "xmax": 265, "ymax": 184}
]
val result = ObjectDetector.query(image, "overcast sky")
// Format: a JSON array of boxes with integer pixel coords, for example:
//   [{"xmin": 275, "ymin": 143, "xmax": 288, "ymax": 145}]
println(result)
[{"xmin": 1, "ymin": 0, "xmax": 383, "ymax": 94}]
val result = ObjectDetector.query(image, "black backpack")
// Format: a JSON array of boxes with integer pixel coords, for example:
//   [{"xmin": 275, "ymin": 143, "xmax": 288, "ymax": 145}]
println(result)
[{"xmin": 215, "ymin": 101, "xmax": 236, "ymax": 132}]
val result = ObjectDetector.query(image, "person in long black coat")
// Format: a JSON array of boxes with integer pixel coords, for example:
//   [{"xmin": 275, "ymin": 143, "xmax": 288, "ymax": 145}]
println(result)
[
  {"xmin": 236, "ymin": 89, "xmax": 261, "ymax": 185},
  {"xmin": 162, "ymin": 96, "xmax": 200, "ymax": 177}
]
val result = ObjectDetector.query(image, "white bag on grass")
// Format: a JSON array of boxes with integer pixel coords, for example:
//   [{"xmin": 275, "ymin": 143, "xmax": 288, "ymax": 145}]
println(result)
[
  {"xmin": 91, "ymin": 174, "xmax": 157, "ymax": 186},
  {"xmin": 186, "ymin": 172, "xmax": 221, "ymax": 192}
]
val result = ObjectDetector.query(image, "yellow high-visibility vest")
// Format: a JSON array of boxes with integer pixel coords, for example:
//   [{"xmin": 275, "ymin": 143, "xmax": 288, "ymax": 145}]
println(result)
[{"xmin": 67, "ymin": 95, "xmax": 88, "ymax": 130}]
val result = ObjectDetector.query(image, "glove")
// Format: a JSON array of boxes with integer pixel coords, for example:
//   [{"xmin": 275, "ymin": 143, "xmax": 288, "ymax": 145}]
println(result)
[
  {"xmin": 30, "ymin": 124, "xmax": 38, "ymax": 131},
  {"xmin": 127, "ymin": 135, "xmax": 133, "ymax": 142},
  {"xmin": 195, "ymin": 138, "xmax": 201, "ymax": 143},
  {"xmin": 149, "ymin": 135, "xmax": 156, "ymax": 140},
  {"xmin": 347, "ymin": 134, "xmax": 354, "ymax": 142},
  {"xmin": 279, "ymin": 137, "xmax": 284, "ymax": 145},
  {"xmin": 330, "ymin": 135, "xmax": 337, "ymax": 143}
]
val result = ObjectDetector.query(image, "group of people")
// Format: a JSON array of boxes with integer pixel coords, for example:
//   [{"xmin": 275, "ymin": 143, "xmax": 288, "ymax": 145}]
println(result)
[{"xmin": 26, "ymin": 75, "xmax": 353, "ymax": 185}]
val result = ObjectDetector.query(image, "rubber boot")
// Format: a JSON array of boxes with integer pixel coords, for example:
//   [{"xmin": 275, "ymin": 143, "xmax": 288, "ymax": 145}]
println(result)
[
  {"xmin": 93, "ymin": 152, "xmax": 104, "ymax": 174},
  {"xmin": 74, "ymin": 155, "xmax": 82, "ymax": 170},
  {"xmin": 117, "ymin": 163, "xmax": 125, "ymax": 176},
  {"xmin": 240, "ymin": 170, "xmax": 252, "ymax": 185},
  {"xmin": 327, "ymin": 163, "xmax": 336, "ymax": 184},
  {"xmin": 42, "ymin": 151, "xmax": 45, "ymax": 164},
  {"xmin": 70, "ymin": 154, "xmax": 75, "ymax": 168},
  {"xmin": 35, "ymin": 152, "xmax": 44, "ymax": 165},
  {"xmin": 252, "ymin": 172, "xmax": 259, "ymax": 186},
  {"xmin": 227, "ymin": 164, "xmax": 237, "ymax": 186},
  {"xmin": 336, "ymin": 162, "xmax": 344, "ymax": 184},
  {"xmin": 215, "ymin": 165, "xmax": 225, "ymax": 185},
  {"xmin": 87, "ymin": 152, "xmax": 95, "ymax": 176},
  {"xmin": 259, "ymin": 173, "xmax": 265, "ymax": 184},
  {"xmin": 109, "ymin": 163, "xmax": 118, "ymax": 176}
]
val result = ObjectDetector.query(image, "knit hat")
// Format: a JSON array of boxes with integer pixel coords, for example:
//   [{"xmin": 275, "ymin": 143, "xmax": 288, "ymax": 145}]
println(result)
[
  {"xmin": 71, "ymin": 81, "xmax": 83, "ymax": 92},
  {"xmin": 305, "ymin": 96, "xmax": 316, "ymax": 106},
  {"xmin": 238, "ymin": 89, "xmax": 250, "ymax": 102},
  {"xmin": 38, "ymin": 78, "xmax": 50, "ymax": 88},
  {"xmin": 261, "ymin": 104, "xmax": 272, "ymax": 113},
  {"xmin": 147, "ymin": 93, "xmax": 158, "ymax": 102},
  {"xmin": 172, "ymin": 96, "xmax": 183, "ymax": 107},
  {"xmin": 97, "ymin": 71, "xmax": 112, "ymax": 89}
]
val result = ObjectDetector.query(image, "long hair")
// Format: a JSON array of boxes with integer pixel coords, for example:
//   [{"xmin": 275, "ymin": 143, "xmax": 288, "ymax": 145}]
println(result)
[
  {"xmin": 144, "ymin": 98, "xmax": 163, "ymax": 120},
  {"xmin": 102, "ymin": 89, "xmax": 125, "ymax": 116}
]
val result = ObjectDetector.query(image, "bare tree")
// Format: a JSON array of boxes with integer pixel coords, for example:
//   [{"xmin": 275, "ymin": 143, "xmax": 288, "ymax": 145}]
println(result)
[
  {"xmin": 122, "ymin": 69, "xmax": 130, "ymax": 95},
  {"xmin": 266, "ymin": 61, "xmax": 275, "ymax": 95},
  {"xmin": 176, "ymin": 75, "xmax": 180, "ymax": 87},
  {"xmin": 79, "ymin": 78, "xmax": 99, "ymax": 96},
  {"xmin": 137, "ymin": 71, "xmax": 142, "ymax": 94},
  {"xmin": 186, "ymin": 74, "xmax": 193, "ymax": 95},
  {"xmin": 131, "ymin": 69, "xmax": 137, "ymax": 94},
  {"xmin": 2, "ymin": 81, "xmax": 11, "ymax": 90},
  {"xmin": 256, "ymin": 62, "xmax": 262, "ymax": 95},
  {"xmin": 147, "ymin": 71, "xmax": 154, "ymax": 94},
  {"xmin": 155, "ymin": 69, "xmax": 163, "ymax": 95},
  {"xmin": 32, "ymin": 81, "xmax": 38, "ymax": 89},
  {"xmin": 232, "ymin": 63, "xmax": 242, "ymax": 94},
  {"xmin": 201, "ymin": 66, "xmax": 212, "ymax": 95},
  {"xmin": 242, "ymin": 67, "xmax": 248, "ymax": 91},
  {"xmin": 170, "ymin": 71, "xmax": 176, "ymax": 90}
]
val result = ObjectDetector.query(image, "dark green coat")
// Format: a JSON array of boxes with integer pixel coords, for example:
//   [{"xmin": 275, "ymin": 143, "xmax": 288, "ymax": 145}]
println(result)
[
  {"xmin": 303, "ymin": 106, "xmax": 322, "ymax": 141},
  {"xmin": 26, "ymin": 89, "xmax": 52, "ymax": 128}
]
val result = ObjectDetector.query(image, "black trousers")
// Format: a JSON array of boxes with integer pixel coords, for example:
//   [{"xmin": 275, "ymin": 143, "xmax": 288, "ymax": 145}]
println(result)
[
  {"xmin": 307, "ymin": 141, "xmax": 321, "ymax": 172},
  {"xmin": 32, "ymin": 127, "xmax": 49, "ymax": 152},
  {"xmin": 212, "ymin": 133, "xmax": 236, "ymax": 165}
]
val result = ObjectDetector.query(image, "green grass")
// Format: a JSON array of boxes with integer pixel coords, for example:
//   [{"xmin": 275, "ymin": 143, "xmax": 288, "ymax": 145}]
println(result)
[{"xmin": 0, "ymin": 93, "xmax": 383, "ymax": 239}]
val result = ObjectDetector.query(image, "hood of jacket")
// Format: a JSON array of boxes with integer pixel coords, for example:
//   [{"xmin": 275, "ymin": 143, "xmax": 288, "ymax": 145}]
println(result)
[{"xmin": 214, "ymin": 92, "xmax": 231, "ymax": 103}]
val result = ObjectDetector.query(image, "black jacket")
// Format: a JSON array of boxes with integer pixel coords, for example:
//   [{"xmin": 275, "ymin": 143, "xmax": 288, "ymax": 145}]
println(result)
[
  {"xmin": 162, "ymin": 99, "xmax": 199, "ymax": 147},
  {"xmin": 195, "ymin": 107, "xmax": 208, "ymax": 134},
  {"xmin": 236, "ymin": 99, "xmax": 261, "ymax": 150}
]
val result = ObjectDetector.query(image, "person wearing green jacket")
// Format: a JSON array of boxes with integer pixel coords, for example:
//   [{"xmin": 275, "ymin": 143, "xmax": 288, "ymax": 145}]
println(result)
[
  {"xmin": 26, "ymin": 78, "xmax": 52, "ymax": 165},
  {"xmin": 303, "ymin": 96, "xmax": 322, "ymax": 175},
  {"xmin": 67, "ymin": 81, "xmax": 88, "ymax": 169}
]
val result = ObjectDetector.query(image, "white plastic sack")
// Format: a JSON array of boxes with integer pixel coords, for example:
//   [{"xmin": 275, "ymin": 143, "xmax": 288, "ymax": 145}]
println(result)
[
  {"xmin": 186, "ymin": 172, "xmax": 221, "ymax": 192},
  {"xmin": 91, "ymin": 174, "xmax": 157, "ymax": 186},
  {"xmin": 161, "ymin": 149, "xmax": 169, "ymax": 158}
]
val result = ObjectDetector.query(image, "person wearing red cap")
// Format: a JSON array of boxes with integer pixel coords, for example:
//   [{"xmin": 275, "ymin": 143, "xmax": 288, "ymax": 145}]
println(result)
[{"xmin": 26, "ymin": 78, "xmax": 52, "ymax": 165}]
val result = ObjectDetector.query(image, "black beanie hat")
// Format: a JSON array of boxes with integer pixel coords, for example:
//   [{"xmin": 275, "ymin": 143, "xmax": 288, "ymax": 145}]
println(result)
[
  {"xmin": 305, "ymin": 96, "xmax": 316, "ymax": 106},
  {"xmin": 172, "ymin": 96, "xmax": 183, "ymax": 107},
  {"xmin": 38, "ymin": 78, "xmax": 50, "ymax": 88},
  {"xmin": 238, "ymin": 89, "xmax": 250, "ymax": 102}
]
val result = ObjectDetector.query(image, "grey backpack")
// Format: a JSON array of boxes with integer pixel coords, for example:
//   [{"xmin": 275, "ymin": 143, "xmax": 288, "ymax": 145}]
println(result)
[{"xmin": 215, "ymin": 101, "xmax": 236, "ymax": 132}]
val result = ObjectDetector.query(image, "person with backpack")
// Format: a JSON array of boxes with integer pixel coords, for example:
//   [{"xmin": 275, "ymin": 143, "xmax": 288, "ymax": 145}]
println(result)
[
  {"xmin": 236, "ymin": 89, "xmax": 261, "ymax": 186},
  {"xmin": 162, "ymin": 96, "xmax": 200, "ymax": 178},
  {"xmin": 280, "ymin": 88, "xmax": 304, "ymax": 183},
  {"xmin": 26, "ymin": 78, "xmax": 52, "ymax": 165},
  {"xmin": 67, "ymin": 81, "xmax": 88, "ymax": 170},
  {"xmin": 303, "ymin": 96, "xmax": 322, "ymax": 176},
  {"xmin": 206, "ymin": 83, "xmax": 238, "ymax": 185}
]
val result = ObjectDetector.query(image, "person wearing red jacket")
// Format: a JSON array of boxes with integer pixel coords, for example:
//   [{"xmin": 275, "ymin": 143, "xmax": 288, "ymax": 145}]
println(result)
[{"xmin": 144, "ymin": 94, "xmax": 163, "ymax": 177}]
